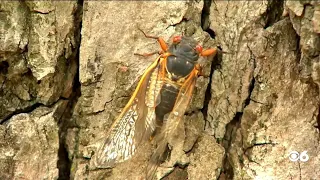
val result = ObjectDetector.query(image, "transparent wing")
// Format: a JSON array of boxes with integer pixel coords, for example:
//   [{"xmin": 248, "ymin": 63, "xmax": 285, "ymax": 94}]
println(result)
[
  {"xmin": 93, "ymin": 57, "xmax": 165, "ymax": 168},
  {"xmin": 146, "ymin": 69, "xmax": 198, "ymax": 179},
  {"xmin": 136, "ymin": 57, "xmax": 166, "ymax": 143}
]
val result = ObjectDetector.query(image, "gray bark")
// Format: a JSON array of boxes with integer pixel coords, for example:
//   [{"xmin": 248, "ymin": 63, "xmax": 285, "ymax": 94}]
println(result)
[{"xmin": 0, "ymin": 1, "xmax": 319, "ymax": 180}]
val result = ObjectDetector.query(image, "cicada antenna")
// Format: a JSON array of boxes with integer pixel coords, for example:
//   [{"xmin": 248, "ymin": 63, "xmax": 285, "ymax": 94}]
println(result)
[
  {"xmin": 136, "ymin": 27, "xmax": 169, "ymax": 52},
  {"xmin": 137, "ymin": 27, "xmax": 159, "ymax": 40}
]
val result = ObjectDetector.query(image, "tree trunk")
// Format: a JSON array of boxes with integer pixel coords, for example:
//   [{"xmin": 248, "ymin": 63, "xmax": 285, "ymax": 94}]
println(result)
[{"xmin": 0, "ymin": 1, "xmax": 319, "ymax": 180}]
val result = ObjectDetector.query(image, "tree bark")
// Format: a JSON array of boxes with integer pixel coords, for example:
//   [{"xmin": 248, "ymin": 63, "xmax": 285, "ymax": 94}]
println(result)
[{"xmin": 0, "ymin": 1, "xmax": 319, "ymax": 180}]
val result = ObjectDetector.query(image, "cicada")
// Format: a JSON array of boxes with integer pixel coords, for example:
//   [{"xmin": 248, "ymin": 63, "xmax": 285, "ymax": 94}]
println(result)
[{"xmin": 92, "ymin": 29, "xmax": 217, "ymax": 179}]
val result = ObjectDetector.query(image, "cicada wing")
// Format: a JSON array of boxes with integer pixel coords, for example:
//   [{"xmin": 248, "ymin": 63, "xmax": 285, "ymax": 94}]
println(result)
[
  {"xmin": 146, "ymin": 69, "xmax": 198, "ymax": 180},
  {"xmin": 165, "ymin": 70, "xmax": 197, "ymax": 141},
  {"xmin": 93, "ymin": 57, "xmax": 164, "ymax": 168},
  {"xmin": 135, "ymin": 58, "xmax": 166, "ymax": 143}
]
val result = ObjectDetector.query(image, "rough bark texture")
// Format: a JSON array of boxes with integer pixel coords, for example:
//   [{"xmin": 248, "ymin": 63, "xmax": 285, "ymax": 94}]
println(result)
[
  {"xmin": 0, "ymin": 1, "xmax": 319, "ymax": 180},
  {"xmin": 0, "ymin": 1, "xmax": 81, "ymax": 179}
]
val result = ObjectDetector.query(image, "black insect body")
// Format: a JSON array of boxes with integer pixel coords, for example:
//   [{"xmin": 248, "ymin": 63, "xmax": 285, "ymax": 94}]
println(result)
[{"xmin": 156, "ymin": 36, "xmax": 200, "ymax": 122}]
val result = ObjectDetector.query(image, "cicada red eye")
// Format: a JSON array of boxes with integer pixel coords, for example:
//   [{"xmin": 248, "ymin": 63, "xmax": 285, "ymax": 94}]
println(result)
[
  {"xmin": 173, "ymin": 36, "xmax": 182, "ymax": 43},
  {"xmin": 195, "ymin": 44, "xmax": 203, "ymax": 53}
]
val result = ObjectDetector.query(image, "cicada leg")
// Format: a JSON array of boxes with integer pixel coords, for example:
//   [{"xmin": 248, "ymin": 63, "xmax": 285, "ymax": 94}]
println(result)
[
  {"xmin": 200, "ymin": 48, "xmax": 217, "ymax": 57},
  {"xmin": 195, "ymin": 64, "xmax": 204, "ymax": 76}
]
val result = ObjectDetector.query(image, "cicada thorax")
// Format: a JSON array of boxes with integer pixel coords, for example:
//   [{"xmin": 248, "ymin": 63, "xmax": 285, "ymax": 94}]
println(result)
[
  {"xmin": 166, "ymin": 36, "xmax": 199, "ymax": 80},
  {"xmin": 154, "ymin": 37, "xmax": 200, "ymax": 122}
]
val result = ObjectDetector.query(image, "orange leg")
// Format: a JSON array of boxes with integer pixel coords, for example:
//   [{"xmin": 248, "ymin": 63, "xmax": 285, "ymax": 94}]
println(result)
[
  {"xmin": 195, "ymin": 64, "xmax": 203, "ymax": 76},
  {"xmin": 201, "ymin": 48, "xmax": 217, "ymax": 57},
  {"xmin": 137, "ymin": 27, "xmax": 168, "ymax": 52}
]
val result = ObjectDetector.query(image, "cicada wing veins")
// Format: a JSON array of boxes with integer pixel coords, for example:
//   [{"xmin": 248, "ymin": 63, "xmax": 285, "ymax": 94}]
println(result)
[
  {"xmin": 93, "ymin": 57, "xmax": 164, "ymax": 168},
  {"xmin": 146, "ymin": 69, "xmax": 198, "ymax": 180}
]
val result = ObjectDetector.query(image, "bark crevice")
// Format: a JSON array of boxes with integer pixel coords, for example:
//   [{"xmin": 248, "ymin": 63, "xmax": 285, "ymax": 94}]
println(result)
[
  {"xmin": 0, "ymin": 103, "xmax": 44, "ymax": 124},
  {"xmin": 57, "ymin": 0, "xmax": 83, "ymax": 179},
  {"xmin": 263, "ymin": 0, "xmax": 284, "ymax": 29},
  {"xmin": 317, "ymin": 106, "xmax": 320, "ymax": 132},
  {"xmin": 201, "ymin": 52, "xmax": 221, "ymax": 128},
  {"xmin": 220, "ymin": 112, "xmax": 242, "ymax": 180},
  {"xmin": 244, "ymin": 46, "xmax": 257, "ymax": 108},
  {"xmin": 201, "ymin": 0, "xmax": 215, "ymax": 39}
]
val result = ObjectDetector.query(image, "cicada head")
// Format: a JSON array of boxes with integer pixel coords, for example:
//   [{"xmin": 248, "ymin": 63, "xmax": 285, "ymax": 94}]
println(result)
[
  {"xmin": 166, "ymin": 36, "xmax": 209, "ymax": 80},
  {"xmin": 169, "ymin": 36, "xmax": 200, "ymax": 62}
]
